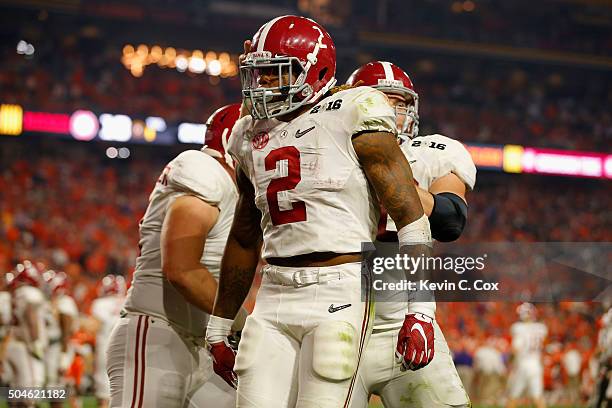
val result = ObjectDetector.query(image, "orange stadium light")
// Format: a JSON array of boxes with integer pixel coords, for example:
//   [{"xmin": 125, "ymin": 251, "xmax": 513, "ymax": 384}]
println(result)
[
  {"xmin": 0, "ymin": 104, "xmax": 23, "ymax": 136},
  {"xmin": 465, "ymin": 144, "xmax": 504, "ymax": 169}
]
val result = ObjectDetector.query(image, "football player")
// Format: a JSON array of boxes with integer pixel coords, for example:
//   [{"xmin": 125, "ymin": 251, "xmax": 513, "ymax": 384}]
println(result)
[
  {"xmin": 4, "ymin": 261, "xmax": 48, "ymax": 405},
  {"xmin": 205, "ymin": 16, "xmax": 431, "ymax": 408},
  {"xmin": 42, "ymin": 270, "xmax": 78, "ymax": 408},
  {"xmin": 106, "ymin": 104, "xmax": 242, "ymax": 408},
  {"xmin": 0, "ymin": 272, "xmax": 12, "ymax": 386},
  {"xmin": 507, "ymin": 303, "xmax": 547, "ymax": 408},
  {"xmin": 91, "ymin": 275, "xmax": 126, "ymax": 408},
  {"xmin": 346, "ymin": 61, "xmax": 475, "ymax": 408}
]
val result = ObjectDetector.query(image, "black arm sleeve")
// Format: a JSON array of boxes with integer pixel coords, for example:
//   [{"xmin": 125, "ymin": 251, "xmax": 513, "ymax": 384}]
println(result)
[{"xmin": 429, "ymin": 192, "xmax": 468, "ymax": 242}]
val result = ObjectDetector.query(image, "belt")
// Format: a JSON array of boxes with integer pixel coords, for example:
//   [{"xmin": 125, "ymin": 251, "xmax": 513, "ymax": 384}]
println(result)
[{"xmin": 262, "ymin": 264, "xmax": 345, "ymax": 287}]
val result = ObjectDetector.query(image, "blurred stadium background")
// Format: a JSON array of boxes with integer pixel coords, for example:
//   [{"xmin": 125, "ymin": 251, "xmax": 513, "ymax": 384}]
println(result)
[{"xmin": 0, "ymin": 0, "xmax": 611, "ymax": 407}]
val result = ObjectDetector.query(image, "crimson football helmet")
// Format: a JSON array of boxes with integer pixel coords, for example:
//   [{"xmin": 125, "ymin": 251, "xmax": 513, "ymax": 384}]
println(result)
[
  {"xmin": 99, "ymin": 274, "xmax": 127, "ymax": 297},
  {"xmin": 241, "ymin": 15, "xmax": 337, "ymax": 119},
  {"xmin": 43, "ymin": 270, "xmax": 69, "ymax": 296},
  {"xmin": 202, "ymin": 103, "xmax": 241, "ymax": 167},
  {"xmin": 346, "ymin": 61, "xmax": 419, "ymax": 139},
  {"xmin": 7, "ymin": 260, "xmax": 41, "ymax": 290}
]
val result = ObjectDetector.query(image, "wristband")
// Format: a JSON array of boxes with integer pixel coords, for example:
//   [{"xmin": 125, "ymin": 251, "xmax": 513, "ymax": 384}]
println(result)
[
  {"xmin": 206, "ymin": 315, "xmax": 234, "ymax": 344},
  {"xmin": 407, "ymin": 302, "xmax": 436, "ymax": 319},
  {"xmin": 397, "ymin": 214, "xmax": 432, "ymax": 247}
]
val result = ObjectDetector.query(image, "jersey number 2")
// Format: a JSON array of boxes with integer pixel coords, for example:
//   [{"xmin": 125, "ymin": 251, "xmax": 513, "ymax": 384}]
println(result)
[{"xmin": 265, "ymin": 146, "xmax": 307, "ymax": 225}]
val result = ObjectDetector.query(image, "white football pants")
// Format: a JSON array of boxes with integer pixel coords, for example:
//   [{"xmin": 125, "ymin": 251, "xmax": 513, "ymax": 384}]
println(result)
[
  {"xmin": 106, "ymin": 313, "xmax": 235, "ymax": 408},
  {"xmin": 235, "ymin": 262, "xmax": 373, "ymax": 408}
]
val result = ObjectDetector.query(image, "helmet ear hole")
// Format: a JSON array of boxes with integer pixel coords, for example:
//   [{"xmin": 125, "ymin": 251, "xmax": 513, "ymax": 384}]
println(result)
[{"xmin": 318, "ymin": 67, "xmax": 328, "ymax": 81}]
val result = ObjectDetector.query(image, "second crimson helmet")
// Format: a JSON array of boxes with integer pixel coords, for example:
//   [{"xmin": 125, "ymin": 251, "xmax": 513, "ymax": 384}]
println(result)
[
  {"xmin": 202, "ymin": 103, "xmax": 241, "ymax": 167},
  {"xmin": 241, "ymin": 15, "xmax": 337, "ymax": 119},
  {"xmin": 346, "ymin": 61, "xmax": 419, "ymax": 139}
]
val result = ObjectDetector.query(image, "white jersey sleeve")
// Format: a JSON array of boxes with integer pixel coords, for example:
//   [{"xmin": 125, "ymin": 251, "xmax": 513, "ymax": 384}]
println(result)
[
  {"xmin": 0, "ymin": 291, "xmax": 11, "ymax": 326},
  {"xmin": 165, "ymin": 150, "xmax": 226, "ymax": 206},
  {"xmin": 344, "ymin": 86, "xmax": 397, "ymax": 137},
  {"xmin": 403, "ymin": 134, "xmax": 476, "ymax": 190}
]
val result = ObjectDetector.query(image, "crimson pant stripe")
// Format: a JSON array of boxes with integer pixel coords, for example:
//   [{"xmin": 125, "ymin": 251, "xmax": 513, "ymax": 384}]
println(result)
[
  {"xmin": 137, "ymin": 316, "xmax": 150, "ymax": 408},
  {"xmin": 344, "ymin": 271, "xmax": 372, "ymax": 408},
  {"xmin": 130, "ymin": 315, "xmax": 143, "ymax": 408}
]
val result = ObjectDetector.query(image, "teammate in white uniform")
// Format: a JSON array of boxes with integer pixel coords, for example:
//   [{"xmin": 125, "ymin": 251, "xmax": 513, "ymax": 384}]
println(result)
[
  {"xmin": 507, "ymin": 303, "xmax": 547, "ymax": 408},
  {"xmin": 0, "ymin": 274, "xmax": 12, "ymax": 386},
  {"xmin": 91, "ymin": 275, "xmax": 126, "ymax": 408},
  {"xmin": 4, "ymin": 261, "xmax": 48, "ymax": 392},
  {"xmin": 205, "ymin": 16, "xmax": 431, "ymax": 408},
  {"xmin": 106, "ymin": 104, "xmax": 241, "ymax": 408},
  {"xmin": 346, "ymin": 61, "xmax": 476, "ymax": 408},
  {"xmin": 42, "ymin": 270, "xmax": 78, "ymax": 405}
]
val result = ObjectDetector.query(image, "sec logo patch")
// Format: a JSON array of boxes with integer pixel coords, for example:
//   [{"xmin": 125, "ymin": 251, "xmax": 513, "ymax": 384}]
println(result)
[{"xmin": 252, "ymin": 131, "xmax": 269, "ymax": 150}]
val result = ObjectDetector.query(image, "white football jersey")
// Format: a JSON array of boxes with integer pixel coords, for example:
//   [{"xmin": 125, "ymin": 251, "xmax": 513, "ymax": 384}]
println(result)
[
  {"xmin": 124, "ymin": 150, "xmax": 237, "ymax": 337},
  {"xmin": 12, "ymin": 285, "xmax": 47, "ymax": 345},
  {"xmin": 92, "ymin": 294, "xmax": 124, "ymax": 352},
  {"xmin": 374, "ymin": 133, "xmax": 476, "ymax": 329},
  {"xmin": 229, "ymin": 86, "xmax": 396, "ymax": 259},
  {"xmin": 0, "ymin": 291, "xmax": 11, "ymax": 338},
  {"xmin": 46, "ymin": 294, "xmax": 78, "ymax": 344},
  {"xmin": 511, "ymin": 321, "xmax": 547, "ymax": 363},
  {"xmin": 0, "ymin": 291, "xmax": 11, "ymax": 326},
  {"xmin": 44, "ymin": 300, "xmax": 61, "ymax": 344},
  {"xmin": 474, "ymin": 345, "xmax": 506, "ymax": 375},
  {"xmin": 55, "ymin": 294, "xmax": 78, "ymax": 318},
  {"xmin": 384, "ymin": 134, "xmax": 476, "ymax": 233}
]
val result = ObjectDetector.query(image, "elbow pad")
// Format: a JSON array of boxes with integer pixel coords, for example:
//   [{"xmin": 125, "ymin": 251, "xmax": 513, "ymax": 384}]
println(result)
[{"xmin": 429, "ymin": 192, "xmax": 467, "ymax": 242}]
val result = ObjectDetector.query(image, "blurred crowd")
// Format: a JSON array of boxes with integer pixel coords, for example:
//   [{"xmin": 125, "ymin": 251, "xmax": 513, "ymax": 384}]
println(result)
[
  {"xmin": 357, "ymin": 0, "xmax": 612, "ymax": 56},
  {"xmin": 2, "ymin": 29, "xmax": 612, "ymax": 151}
]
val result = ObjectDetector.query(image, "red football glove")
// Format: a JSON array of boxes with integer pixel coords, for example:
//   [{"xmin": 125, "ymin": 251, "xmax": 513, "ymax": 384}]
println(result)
[
  {"xmin": 208, "ymin": 341, "xmax": 238, "ymax": 389},
  {"xmin": 395, "ymin": 313, "xmax": 435, "ymax": 371}
]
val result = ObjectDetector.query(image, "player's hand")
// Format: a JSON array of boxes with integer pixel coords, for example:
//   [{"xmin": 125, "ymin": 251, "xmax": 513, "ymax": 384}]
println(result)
[
  {"xmin": 238, "ymin": 40, "xmax": 253, "ymax": 117},
  {"xmin": 239, "ymin": 40, "xmax": 252, "ymax": 66},
  {"xmin": 395, "ymin": 313, "xmax": 435, "ymax": 371},
  {"xmin": 206, "ymin": 315, "xmax": 237, "ymax": 388},
  {"xmin": 208, "ymin": 340, "xmax": 238, "ymax": 389}
]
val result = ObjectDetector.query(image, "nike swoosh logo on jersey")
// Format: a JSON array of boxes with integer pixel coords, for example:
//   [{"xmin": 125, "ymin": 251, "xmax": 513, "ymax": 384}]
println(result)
[
  {"xmin": 409, "ymin": 160, "xmax": 417, "ymax": 164},
  {"xmin": 295, "ymin": 126, "xmax": 315, "ymax": 138},
  {"xmin": 411, "ymin": 322, "xmax": 427, "ymax": 357},
  {"xmin": 328, "ymin": 303, "xmax": 351, "ymax": 313}
]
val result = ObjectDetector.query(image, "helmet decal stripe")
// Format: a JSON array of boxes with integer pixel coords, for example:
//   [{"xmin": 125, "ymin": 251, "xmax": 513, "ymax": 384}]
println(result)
[
  {"xmin": 381, "ymin": 61, "xmax": 395, "ymax": 81},
  {"xmin": 257, "ymin": 16, "xmax": 285, "ymax": 52}
]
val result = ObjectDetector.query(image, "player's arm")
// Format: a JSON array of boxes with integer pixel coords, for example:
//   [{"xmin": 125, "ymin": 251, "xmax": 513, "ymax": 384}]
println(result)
[
  {"xmin": 25, "ymin": 303, "xmax": 40, "ymax": 342},
  {"xmin": 162, "ymin": 195, "xmax": 220, "ymax": 314},
  {"xmin": 416, "ymin": 173, "xmax": 468, "ymax": 242},
  {"xmin": 59, "ymin": 312, "xmax": 75, "ymax": 352},
  {"xmin": 353, "ymin": 131, "xmax": 424, "ymax": 229},
  {"xmin": 206, "ymin": 165, "xmax": 262, "ymax": 389},
  {"xmin": 353, "ymin": 131, "xmax": 435, "ymax": 371},
  {"xmin": 211, "ymin": 166, "xmax": 262, "ymax": 320}
]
